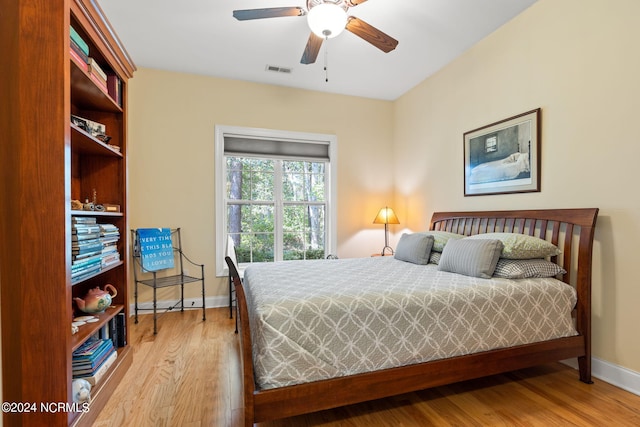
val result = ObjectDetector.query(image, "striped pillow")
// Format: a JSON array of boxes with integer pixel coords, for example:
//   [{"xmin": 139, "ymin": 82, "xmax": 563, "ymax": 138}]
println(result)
[
  {"xmin": 394, "ymin": 233, "xmax": 434, "ymax": 265},
  {"xmin": 438, "ymin": 239, "xmax": 503, "ymax": 278}
]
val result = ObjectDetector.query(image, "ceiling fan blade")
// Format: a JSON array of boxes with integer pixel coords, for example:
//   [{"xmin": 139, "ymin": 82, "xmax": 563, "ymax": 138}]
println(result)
[
  {"xmin": 300, "ymin": 32, "xmax": 324, "ymax": 65},
  {"xmin": 347, "ymin": 0, "xmax": 369, "ymax": 6},
  {"xmin": 346, "ymin": 16, "xmax": 398, "ymax": 53},
  {"xmin": 233, "ymin": 7, "xmax": 305, "ymax": 21}
]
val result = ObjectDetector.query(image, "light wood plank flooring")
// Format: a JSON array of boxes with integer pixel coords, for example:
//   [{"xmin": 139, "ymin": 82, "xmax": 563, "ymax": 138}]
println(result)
[{"xmin": 94, "ymin": 308, "xmax": 640, "ymax": 426}]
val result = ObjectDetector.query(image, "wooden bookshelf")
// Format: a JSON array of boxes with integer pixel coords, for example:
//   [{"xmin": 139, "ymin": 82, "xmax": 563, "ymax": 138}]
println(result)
[{"xmin": 0, "ymin": 1, "xmax": 135, "ymax": 426}]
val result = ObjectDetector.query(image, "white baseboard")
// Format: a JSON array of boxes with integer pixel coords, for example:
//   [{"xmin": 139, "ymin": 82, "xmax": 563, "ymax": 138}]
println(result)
[{"xmin": 562, "ymin": 357, "xmax": 640, "ymax": 396}]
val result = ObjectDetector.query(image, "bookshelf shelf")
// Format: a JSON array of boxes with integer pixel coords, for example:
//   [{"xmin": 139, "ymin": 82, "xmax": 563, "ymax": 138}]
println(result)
[
  {"xmin": 72, "ymin": 210, "xmax": 124, "ymax": 218},
  {"xmin": 70, "ymin": 58, "xmax": 122, "ymax": 113},
  {"xmin": 71, "ymin": 305, "xmax": 124, "ymax": 352},
  {"xmin": 71, "ymin": 124, "xmax": 123, "ymax": 157}
]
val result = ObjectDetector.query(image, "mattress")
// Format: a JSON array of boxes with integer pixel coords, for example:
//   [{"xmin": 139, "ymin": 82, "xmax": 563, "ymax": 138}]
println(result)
[{"xmin": 242, "ymin": 256, "xmax": 577, "ymax": 390}]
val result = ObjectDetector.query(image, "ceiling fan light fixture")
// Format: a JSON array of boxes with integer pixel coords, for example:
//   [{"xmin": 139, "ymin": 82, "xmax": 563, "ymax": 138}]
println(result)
[{"xmin": 307, "ymin": 3, "xmax": 348, "ymax": 39}]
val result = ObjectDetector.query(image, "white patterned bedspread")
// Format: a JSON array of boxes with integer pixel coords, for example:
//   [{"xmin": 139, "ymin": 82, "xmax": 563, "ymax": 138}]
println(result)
[{"xmin": 242, "ymin": 256, "xmax": 577, "ymax": 390}]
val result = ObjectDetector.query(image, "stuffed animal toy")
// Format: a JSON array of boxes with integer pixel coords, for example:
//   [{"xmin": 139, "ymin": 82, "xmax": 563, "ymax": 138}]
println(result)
[{"xmin": 72, "ymin": 378, "xmax": 92, "ymax": 404}]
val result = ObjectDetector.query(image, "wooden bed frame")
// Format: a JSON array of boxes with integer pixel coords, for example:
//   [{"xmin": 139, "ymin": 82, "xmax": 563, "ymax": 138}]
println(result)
[{"xmin": 226, "ymin": 208, "xmax": 599, "ymax": 426}]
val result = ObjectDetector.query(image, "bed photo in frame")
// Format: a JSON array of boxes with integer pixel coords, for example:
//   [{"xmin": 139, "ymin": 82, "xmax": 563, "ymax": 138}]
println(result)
[{"xmin": 464, "ymin": 108, "xmax": 541, "ymax": 196}]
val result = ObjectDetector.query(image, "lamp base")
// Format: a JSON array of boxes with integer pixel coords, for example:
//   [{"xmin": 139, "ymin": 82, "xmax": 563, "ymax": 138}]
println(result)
[{"xmin": 380, "ymin": 246, "xmax": 394, "ymax": 256}]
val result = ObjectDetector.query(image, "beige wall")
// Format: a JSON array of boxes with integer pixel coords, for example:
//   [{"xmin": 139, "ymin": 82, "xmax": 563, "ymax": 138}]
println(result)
[
  {"xmin": 394, "ymin": 0, "xmax": 640, "ymax": 372},
  {"xmin": 127, "ymin": 69, "xmax": 395, "ymax": 301}
]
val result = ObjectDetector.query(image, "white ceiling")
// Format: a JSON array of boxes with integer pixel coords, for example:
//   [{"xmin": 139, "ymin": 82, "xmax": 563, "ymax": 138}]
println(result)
[{"xmin": 97, "ymin": 0, "xmax": 537, "ymax": 101}]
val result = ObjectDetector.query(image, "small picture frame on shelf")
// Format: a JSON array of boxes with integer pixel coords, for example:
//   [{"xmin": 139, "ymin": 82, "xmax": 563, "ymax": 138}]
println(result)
[{"xmin": 71, "ymin": 114, "xmax": 106, "ymax": 138}]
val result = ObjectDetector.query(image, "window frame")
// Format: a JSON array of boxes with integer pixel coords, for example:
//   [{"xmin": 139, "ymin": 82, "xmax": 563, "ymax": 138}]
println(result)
[{"xmin": 215, "ymin": 125, "xmax": 337, "ymax": 276}]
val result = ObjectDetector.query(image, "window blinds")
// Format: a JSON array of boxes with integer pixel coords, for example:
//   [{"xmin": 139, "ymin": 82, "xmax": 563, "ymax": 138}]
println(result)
[{"xmin": 223, "ymin": 135, "xmax": 330, "ymax": 161}]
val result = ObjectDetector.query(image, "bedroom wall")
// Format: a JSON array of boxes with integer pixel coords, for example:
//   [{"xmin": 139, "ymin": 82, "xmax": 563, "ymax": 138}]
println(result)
[
  {"xmin": 393, "ymin": 0, "xmax": 640, "ymax": 374},
  {"xmin": 127, "ymin": 68, "xmax": 395, "ymax": 303}
]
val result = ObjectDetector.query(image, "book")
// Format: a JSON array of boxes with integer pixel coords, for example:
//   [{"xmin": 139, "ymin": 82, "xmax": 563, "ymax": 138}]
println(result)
[
  {"xmin": 106, "ymin": 74, "xmax": 121, "ymax": 106},
  {"xmin": 71, "ymin": 257, "xmax": 101, "ymax": 271},
  {"xmin": 72, "ymin": 250, "xmax": 103, "ymax": 261},
  {"xmin": 109, "ymin": 317, "xmax": 118, "ymax": 348},
  {"xmin": 69, "ymin": 48, "xmax": 88, "ymax": 72},
  {"xmin": 73, "ymin": 337, "xmax": 108, "ymax": 357},
  {"xmin": 75, "ymin": 351, "xmax": 118, "ymax": 386},
  {"xmin": 70, "ymin": 26, "xmax": 89, "ymax": 56},
  {"xmin": 88, "ymin": 58, "xmax": 108, "ymax": 81},
  {"xmin": 99, "ymin": 323, "xmax": 110, "ymax": 341},
  {"xmin": 89, "ymin": 72, "xmax": 108, "ymax": 94},
  {"xmin": 101, "ymin": 253, "xmax": 121, "ymax": 268},
  {"xmin": 116, "ymin": 312, "xmax": 127, "ymax": 347},
  {"xmin": 72, "ymin": 253, "xmax": 103, "ymax": 268},
  {"xmin": 70, "ymin": 39, "xmax": 89, "ymax": 63},
  {"xmin": 73, "ymin": 350, "xmax": 114, "ymax": 373},
  {"xmin": 72, "ymin": 216, "xmax": 97, "ymax": 224},
  {"xmin": 71, "ymin": 269, "xmax": 101, "ymax": 284},
  {"xmin": 71, "ymin": 263, "xmax": 101, "ymax": 279},
  {"xmin": 72, "ymin": 232, "xmax": 101, "ymax": 241},
  {"xmin": 73, "ymin": 341, "xmax": 114, "ymax": 370},
  {"xmin": 72, "ymin": 242, "xmax": 103, "ymax": 254},
  {"xmin": 73, "ymin": 224, "xmax": 101, "ymax": 234}
]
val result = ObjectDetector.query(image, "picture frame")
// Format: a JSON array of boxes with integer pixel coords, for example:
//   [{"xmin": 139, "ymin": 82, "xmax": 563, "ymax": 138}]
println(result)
[{"xmin": 464, "ymin": 108, "xmax": 541, "ymax": 196}]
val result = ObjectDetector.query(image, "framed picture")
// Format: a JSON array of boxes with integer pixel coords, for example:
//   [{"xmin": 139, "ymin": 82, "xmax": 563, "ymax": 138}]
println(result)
[{"xmin": 464, "ymin": 108, "xmax": 541, "ymax": 196}]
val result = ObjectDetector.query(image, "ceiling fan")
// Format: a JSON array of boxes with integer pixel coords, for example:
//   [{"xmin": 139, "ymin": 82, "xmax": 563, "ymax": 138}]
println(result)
[{"xmin": 233, "ymin": 0, "xmax": 399, "ymax": 65}]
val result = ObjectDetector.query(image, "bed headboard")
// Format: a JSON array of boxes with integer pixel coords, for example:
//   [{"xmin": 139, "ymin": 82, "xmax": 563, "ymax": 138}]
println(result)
[
  {"xmin": 429, "ymin": 208, "xmax": 598, "ymax": 286},
  {"xmin": 430, "ymin": 208, "xmax": 599, "ymax": 362}
]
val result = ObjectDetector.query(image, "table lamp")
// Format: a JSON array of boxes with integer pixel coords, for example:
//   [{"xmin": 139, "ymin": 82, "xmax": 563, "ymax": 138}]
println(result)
[{"xmin": 373, "ymin": 206, "xmax": 399, "ymax": 255}]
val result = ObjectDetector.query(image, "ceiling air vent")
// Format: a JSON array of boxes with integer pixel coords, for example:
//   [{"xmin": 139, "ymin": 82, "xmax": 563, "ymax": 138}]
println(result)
[{"xmin": 265, "ymin": 65, "xmax": 293, "ymax": 74}]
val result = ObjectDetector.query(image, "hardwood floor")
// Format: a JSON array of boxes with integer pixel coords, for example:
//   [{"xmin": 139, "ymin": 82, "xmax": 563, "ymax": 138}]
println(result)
[{"xmin": 94, "ymin": 308, "xmax": 640, "ymax": 426}]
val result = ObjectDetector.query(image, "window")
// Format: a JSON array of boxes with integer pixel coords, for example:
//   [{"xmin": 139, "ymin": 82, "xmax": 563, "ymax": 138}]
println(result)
[
  {"xmin": 485, "ymin": 135, "xmax": 498, "ymax": 153},
  {"xmin": 215, "ymin": 126, "xmax": 337, "ymax": 275}
]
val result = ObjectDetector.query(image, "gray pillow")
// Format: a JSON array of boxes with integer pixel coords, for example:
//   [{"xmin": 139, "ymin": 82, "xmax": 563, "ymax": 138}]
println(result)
[
  {"xmin": 438, "ymin": 238, "xmax": 504, "ymax": 278},
  {"xmin": 394, "ymin": 233, "xmax": 434, "ymax": 265}
]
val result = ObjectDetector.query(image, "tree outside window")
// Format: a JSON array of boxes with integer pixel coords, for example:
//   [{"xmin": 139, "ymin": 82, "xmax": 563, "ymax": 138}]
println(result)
[{"xmin": 226, "ymin": 157, "xmax": 327, "ymax": 264}]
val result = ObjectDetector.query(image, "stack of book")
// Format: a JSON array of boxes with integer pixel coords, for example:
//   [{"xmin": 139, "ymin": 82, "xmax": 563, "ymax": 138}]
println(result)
[
  {"xmin": 100, "ymin": 223, "xmax": 121, "ymax": 269},
  {"xmin": 69, "ymin": 25, "xmax": 113, "ymax": 97},
  {"xmin": 87, "ymin": 57, "xmax": 109, "ymax": 93},
  {"xmin": 70, "ymin": 25, "xmax": 89, "ymax": 72},
  {"xmin": 72, "ymin": 338, "xmax": 118, "ymax": 386},
  {"xmin": 69, "ymin": 26, "xmax": 122, "ymax": 107},
  {"xmin": 71, "ymin": 217, "xmax": 103, "ymax": 283},
  {"xmin": 71, "ymin": 218, "xmax": 123, "ymax": 282}
]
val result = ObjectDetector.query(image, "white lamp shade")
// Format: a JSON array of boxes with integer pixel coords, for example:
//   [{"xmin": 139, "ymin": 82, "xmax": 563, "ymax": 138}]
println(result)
[{"xmin": 307, "ymin": 3, "xmax": 348, "ymax": 39}]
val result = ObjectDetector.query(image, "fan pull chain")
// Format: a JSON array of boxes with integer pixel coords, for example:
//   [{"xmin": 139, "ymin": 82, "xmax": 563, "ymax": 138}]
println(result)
[{"xmin": 324, "ymin": 36, "xmax": 329, "ymax": 83}]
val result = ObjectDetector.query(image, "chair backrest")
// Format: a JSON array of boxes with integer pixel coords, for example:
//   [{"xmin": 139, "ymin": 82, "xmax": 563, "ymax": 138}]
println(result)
[{"xmin": 131, "ymin": 228, "xmax": 190, "ymax": 281}]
